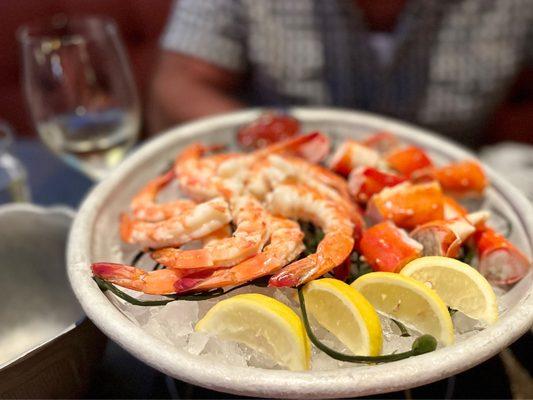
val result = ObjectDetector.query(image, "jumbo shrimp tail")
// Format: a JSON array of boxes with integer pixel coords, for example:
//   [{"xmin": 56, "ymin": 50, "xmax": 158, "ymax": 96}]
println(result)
[
  {"xmin": 92, "ymin": 262, "xmax": 188, "ymax": 295},
  {"xmin": 255, "ymin": 132, "xmax": 326, "ymax": 158},
  {"xmin": 173, "ymin": 143, "xmax": 226, "ymax": 174},
  {"xmin": 268, "ymin": 256, "xmax": 319, "ymax": 287},
  {"xmin": 92, "ymin": 262, "xmax": 147, "ymax": 292}
]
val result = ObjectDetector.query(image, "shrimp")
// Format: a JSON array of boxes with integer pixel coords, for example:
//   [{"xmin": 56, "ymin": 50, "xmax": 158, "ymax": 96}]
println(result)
[
  {"xmin": 264, "ymin": 155, "xmax": 359, "ymax": 214},
  {"xmin": 201, "ymin": 224, "xmax": 232, "ymax": 245},
  {"xmin": 272, "ymin": 155, "xmax": 353, "ymax": 201},
  {"xmin": 151, "ymin": 195, "xmax": 270, "ymax": 268},
  {"xmin": 215, "ymin": 132, "xmax": 328, "ymax": 181},
  {"xmin": 253, "ymin": 131, "xmax": 329, "ymax": 159},
  {"xmin": 120, "ymin": 197, "xmax": 232, "ymax": 249},
  {"xmin": 174, "ymin": 134, "xmax": 325, "ymax": 201},
  {"xmin": 267, "ymin": 183, "xmax": 355, "ymax": 287},
  {"xmin": 92, "ymin": 262, "xmax": 187, "ymax": 294},
  {"xmin": 174, "ymin": 143, "xmax": 241, "ymax": 200},
  {"xmin": 129, "ymin": 170, "xmax": 196, "ymax": 222},
  {"xmin": 258, "ymin": 154, "xmax": 365, "ymax": 246},
  {"xmin": 173, "ymin": 216, "xmax": 305, "ymax": 292}
]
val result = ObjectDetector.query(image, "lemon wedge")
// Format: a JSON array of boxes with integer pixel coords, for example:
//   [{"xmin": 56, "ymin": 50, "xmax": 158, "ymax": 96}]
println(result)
[
  {"xmin": 302, "ymin": 278, "xmax": 382, "ymax": 356},
  {"xmin": 352, "ymin": 272, "xmax": 454, "ymax": 345},
  {"xmin": 401, "ymin": 256, "xmax": 498, "ymax": 325},
  {"xmin": 195, "ymin": 293, "xmax": 310, "ymax": 371}
]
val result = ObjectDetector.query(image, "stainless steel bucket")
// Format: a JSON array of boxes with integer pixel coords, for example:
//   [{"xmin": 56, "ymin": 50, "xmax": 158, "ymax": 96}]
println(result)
[{"xmin": 0, "ymin": 204, "xmax": 106, "ymax": 398}]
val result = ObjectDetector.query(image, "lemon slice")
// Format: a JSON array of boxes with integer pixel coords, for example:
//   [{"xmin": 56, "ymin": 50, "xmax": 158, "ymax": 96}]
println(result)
[
  {"xmin": 195, "ymin": 293, "xmax": 310, "ymax": 371},
  {"xmin": 352, "ymin": 272, "xmax": 454, "ymax": 345},
  {"xmin": 302, "ymin": 278, "xmax": 382, "ymax": 356},
  {"xmin": 401, "ymin": 256, "xmax": 498, "ymax": 325}
]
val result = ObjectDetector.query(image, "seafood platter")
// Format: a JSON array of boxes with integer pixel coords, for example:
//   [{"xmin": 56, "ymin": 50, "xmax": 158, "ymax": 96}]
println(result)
[{"xmin": 68, "ymin": 108, "xmax": 533, "ymax": 398}]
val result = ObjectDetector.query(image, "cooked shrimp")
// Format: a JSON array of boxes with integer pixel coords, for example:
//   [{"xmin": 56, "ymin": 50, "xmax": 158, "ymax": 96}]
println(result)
[
  {"xmin": 91, "ymin": 262, "xmax": 188, "ymax": 294},
  {"xmin": 120, "ymin": 197, "xmax": 232, "ymax": 249},
  {"xmin": 254, "ymin": 131, "xmax": 328, "ymax": 159},
  {"xmin": 261, "ymin": 155, "xmax": 365, "ymax": 243},
  {"xmin": 266, "ymin": 183, "xmax": 355, "ymax": 287},
  {"xmin": 174, "ymin": 143, "xmax": 241, "ymax": 200},
  {"xmin": 174, "ymin": 135, "xmax": 313, "ymax": 199},
  {"xmin": 151, "ymin": 195, "xmax": 270, "ymax": 268},
  {"xmin": 129, "ymin": 170, "xmax": 196, "ymax": 222},
  {"xmin": 215, "ymin": 132, "xmax": 328, "ymax": 181},
  {"xmin": 201, "ymin": 224, "xmax": 232, "ymax": 245},
  {"xmin": 173, "ymin": 216, "xmax": 305, "ymax": 292},
  {"xmin": 269, "ymin": 154, "xmax": 353, "ymax": 201}
]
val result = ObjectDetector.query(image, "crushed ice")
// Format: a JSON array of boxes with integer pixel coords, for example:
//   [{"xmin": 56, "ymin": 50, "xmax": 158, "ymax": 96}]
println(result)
[{"xmin": 111, "ymin": 285, "xmax": 503, "ymax": 371}]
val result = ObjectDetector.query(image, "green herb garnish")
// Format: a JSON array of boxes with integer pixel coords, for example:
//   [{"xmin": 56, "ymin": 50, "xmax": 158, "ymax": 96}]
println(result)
[
  {"xmin": 297, "ymin": 287, "xmax": 437, "ymax": 363},
  {"xmin": 94, "ymin": 275, "xmax": 271, "ymax": 307},
  {"xmin": 130, "ymin": 251, "xmax": 146, "ymax": 266},
  {"xmin": 300, "ymin": 221, "xmax": 324, "ymax": 257},
  {"xmin": 458, "ymin": 245, "xmax": 476, "ymax": 265},
  {"xmin": 346, "ymin": 252, "xmax": 372, "ymax": 284},
  {"xmin": 391, "ymin": 319, "xmax": 411, "ymax": 337}
]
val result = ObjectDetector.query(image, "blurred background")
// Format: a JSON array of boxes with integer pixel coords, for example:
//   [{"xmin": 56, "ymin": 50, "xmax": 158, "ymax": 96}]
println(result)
[
  {"xmin": 0, "ymin": 0, "xmax": 531, "ymax": 399},
  {"xmin": 1, "ymin": 0, "xmax": 531, "ymax": 146}
]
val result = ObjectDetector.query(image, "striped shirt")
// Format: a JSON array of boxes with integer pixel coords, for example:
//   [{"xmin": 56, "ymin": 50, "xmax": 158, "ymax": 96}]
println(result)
[{"xmin": 161, "ymin": 0, "xmax": 532, "ymax": 146}]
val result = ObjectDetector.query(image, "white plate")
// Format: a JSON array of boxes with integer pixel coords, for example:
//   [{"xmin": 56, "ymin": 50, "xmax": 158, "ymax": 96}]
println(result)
[{"xmin": 67, "ymin": 108, "xmax": 533, "ymax": 398}]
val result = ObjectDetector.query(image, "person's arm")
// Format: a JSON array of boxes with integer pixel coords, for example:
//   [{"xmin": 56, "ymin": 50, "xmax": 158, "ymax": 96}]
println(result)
[
  {"xmin": 147, "ymin": 0, "xmax": 248, "ymax": 134},
  {"xmin": 148, "ymin": 52, "xmax": 245, "ymax": 133}
]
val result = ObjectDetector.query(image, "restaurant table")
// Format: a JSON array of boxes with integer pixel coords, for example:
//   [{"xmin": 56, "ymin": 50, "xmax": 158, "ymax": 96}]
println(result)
[{"xmin": 12, "ymin": 139, "xmax": 530, "ymax": 399}]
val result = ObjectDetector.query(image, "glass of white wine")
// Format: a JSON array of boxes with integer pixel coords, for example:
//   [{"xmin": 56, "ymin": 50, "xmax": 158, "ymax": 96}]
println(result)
[
  {"xmin": 19, "ymin": 16, "xmax": 140, "ymax": 181},
  {"xmin": 0, "ymin": 121, "xmax": 30, "ymax": 203}
]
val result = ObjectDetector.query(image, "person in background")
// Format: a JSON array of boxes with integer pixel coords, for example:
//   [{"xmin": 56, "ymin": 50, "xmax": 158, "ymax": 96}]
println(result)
[{"xmin": 148, "ymin": 0, "xmax": 532, "ymax": 148}]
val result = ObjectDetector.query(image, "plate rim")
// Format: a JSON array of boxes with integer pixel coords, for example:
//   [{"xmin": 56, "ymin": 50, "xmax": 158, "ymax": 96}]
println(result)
[{"xmin": 67, "ymin": 107, "xmax": 533, "ymax": 398}]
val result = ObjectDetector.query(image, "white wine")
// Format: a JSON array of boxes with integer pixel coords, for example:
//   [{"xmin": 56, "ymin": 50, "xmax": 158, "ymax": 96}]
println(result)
[{"xmin": 37, "ymin": 108, "xmax": 139, "ymax": 180}]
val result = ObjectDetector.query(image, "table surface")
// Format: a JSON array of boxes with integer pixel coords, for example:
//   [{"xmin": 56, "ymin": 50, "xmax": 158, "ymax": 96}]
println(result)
[{"xmin": 11, "ymin": 139, "xmax": 530, "ymax": 399}]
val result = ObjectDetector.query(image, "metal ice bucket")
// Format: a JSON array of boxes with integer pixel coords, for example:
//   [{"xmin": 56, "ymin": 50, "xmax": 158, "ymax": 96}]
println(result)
[{"xmin": 0, "ymin": 204, "xmax": 105, "ymax": 398}]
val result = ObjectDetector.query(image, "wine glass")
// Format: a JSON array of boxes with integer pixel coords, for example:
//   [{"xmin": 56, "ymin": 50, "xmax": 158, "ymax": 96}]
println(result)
[
  {"xmin": 19, "ymin": 16, "xmax": 140, "ymax": 181},
  {"xmin": 0, "ymin": 121, "xmax": 31, "ymax": 203}
]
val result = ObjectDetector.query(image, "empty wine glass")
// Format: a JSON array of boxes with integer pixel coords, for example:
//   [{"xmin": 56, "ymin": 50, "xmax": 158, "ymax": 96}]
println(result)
[{"xmin": 19, "ymin": 16, "xmax": 140, "ymax": 181}]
